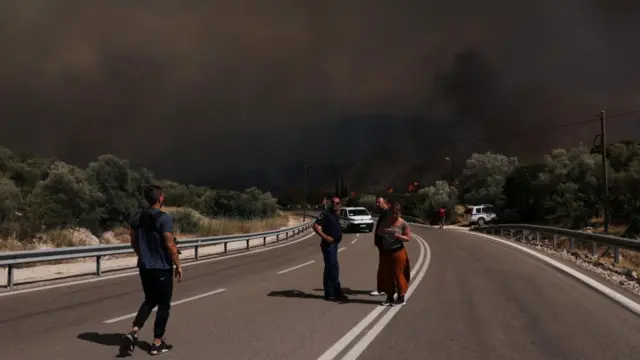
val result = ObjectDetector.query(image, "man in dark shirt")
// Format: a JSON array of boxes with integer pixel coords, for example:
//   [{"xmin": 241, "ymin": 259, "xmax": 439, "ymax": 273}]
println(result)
[
  {"xmin": 312, "ymin": 196, "xmax": 348, "ymax": 302},
  {"xmin": 370, "ymin": 197, "xmax": 388, "ymax": 296},
  {"xmin": 122, "ymin": 185, "xmax": 183, "ymax": 356}
]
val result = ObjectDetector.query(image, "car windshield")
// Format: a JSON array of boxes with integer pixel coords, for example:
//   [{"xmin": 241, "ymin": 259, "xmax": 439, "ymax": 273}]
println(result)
[{"xmin": 347, "ymin": 209, "xmax": 369, "ymax": 216}]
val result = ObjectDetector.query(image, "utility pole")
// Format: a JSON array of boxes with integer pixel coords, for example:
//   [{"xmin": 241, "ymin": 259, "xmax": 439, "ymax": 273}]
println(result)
[
  {"xmin": 303, "ymin": 164, "xmax": 308, "ymax": 222},
  {"xmin": 451, "ymin": 140, "xmax": 456, "ymax": 184},
  {"xmin": 600, "ymin": 110, "xmax": 609, "ymax": 233}
]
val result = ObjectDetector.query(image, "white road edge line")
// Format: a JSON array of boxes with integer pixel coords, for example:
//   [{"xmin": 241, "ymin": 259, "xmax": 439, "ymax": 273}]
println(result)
[
  {"xmin": 339, "ymin": 234, "xmax": 431, "ymax": 359},
  {"xmin": 351, "ymin": 238, "xmax": 358, "ymax": 244},
  {"xmin": 466, "ymin": 230, "xmax": 640, "ymax": 316},
  {"xmin": 338, "ymin": 247, "xmax": 347, "ymax": 252},
  {"xmin": 317, "ymin": 233, "xmax": 429, "ymax": 360},
  {"xmin": 276, "ymin": 260, "xmax": 316, "ymax": 275},
  {"xmin": 103, "ymin": 288, "xmax": 227, "ymax": 324},
  {"xmin": 0, "ymin": 231, "xmax": 317, "ymax": 298}
]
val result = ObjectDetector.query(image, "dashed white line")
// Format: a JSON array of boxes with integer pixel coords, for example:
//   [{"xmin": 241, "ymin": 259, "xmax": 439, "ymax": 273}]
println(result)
[
  {"xmin": 103, "ymin": 288, "xmax": 227, "ymax": 324},
  {"xmin": 351, "ymin": 238, "xmax": 358, "ymax": 244},
  {"xmin": 338, "ymin": 247, "xmax": 347, "ymax": 252},
  {"xmin": 276, "ymin": 260, "xmax": 316, "ymax": 275},
  {"xmin": 0, "ymin": 231, "xmax": 317, "ymax": 297}
]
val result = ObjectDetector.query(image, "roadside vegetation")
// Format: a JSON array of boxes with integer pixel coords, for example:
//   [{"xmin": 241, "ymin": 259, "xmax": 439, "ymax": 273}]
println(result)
[
  {"xmin": 346, "ymin": 140, "xmax": 640, "ymax": 239},
  {"xmin": 0, "ymin": 147, "xmax": 287, "ymax": 251}
]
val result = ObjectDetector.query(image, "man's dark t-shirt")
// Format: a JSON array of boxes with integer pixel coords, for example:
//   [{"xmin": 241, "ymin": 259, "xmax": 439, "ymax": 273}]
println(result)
[
  {"xmin": 130, "ymin": 208, "xmax": 174, "ymax": 270},
  {"xmin": 315, "ymin": 210, "xmax": 342, "ymax": 247},
  {"xmin": 374, "ymin": 209, "xmax": 389, "ymax": 248}
]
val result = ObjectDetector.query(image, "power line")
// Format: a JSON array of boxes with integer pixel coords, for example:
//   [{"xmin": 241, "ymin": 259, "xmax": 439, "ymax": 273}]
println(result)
[
  {"xmin": 454, "ymin": 109, "xmax": 640, "ymax": 144},
  {"xmin": 608, "ymin": 109, "xmax": 640, "ymax": 119}
]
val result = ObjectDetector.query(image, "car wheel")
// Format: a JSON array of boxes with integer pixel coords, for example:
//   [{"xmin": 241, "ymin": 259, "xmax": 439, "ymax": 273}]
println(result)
[{"xmin": 477, "ymin": 217, "xmax": 486, "ymax": 226}]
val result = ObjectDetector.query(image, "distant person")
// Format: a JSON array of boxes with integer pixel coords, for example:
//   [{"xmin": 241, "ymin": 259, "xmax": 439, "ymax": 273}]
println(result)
[
  {"xmin": 312, "ymin": 196, "xmax": 348, "ymax": 302},
  {"xmin": 376, "ymin": 200, "xmax": 412, "ymax": 306},
  {"xmin": 370, "ymin": 197, "xmax": 388, "ymax": 297},
  {"xmin": 439, "ymin": 207, "xmax": 446, "ymax": 228},
  {"xmin": 122, "ymin": 185, "xmax": 183, "ymax": 356}
]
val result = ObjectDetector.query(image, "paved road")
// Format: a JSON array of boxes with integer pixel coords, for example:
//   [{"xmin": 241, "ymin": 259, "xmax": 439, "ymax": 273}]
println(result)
[{"xmin": 1, "ymin": 225, "xmax": 640, "ymax": 359}]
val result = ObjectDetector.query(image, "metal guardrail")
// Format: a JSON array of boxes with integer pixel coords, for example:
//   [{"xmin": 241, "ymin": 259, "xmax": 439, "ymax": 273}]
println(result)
[
  {"xmin": 473, "ymin": 223, "xmax": 640, "ymax": 264},
  {"xmin": 0, "ymin": 217, "xmax": 316, "ymax": 289}
]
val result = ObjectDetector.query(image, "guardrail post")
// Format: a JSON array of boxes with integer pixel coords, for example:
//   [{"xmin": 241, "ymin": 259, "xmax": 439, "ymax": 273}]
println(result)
[
  {"xmin": 535, "ymin": 232, "xmax": 540, "ymax": 242},
  {"xmin": 194, "ymin": 245, "xmax": 199, "ymax": 260},
  {"xmin": 224, "ymin": 242, "xmax": 228, "ymax": 254},
  {"xmin": 591, "ymin": 241, "xmax": 597, "ymax": 258},
  {"xmin": 276, "ymin": 234, "xmax": 279, "ymax": 242},
  {"xmin": 96, "ymin": 256, "xmax": 102, "ymax": 276},
  {"xmin": 552, "ymin": 234, "xmax": 557, "ymax": 248},
  {"xmin": 614, "ymin": 247, "xmax": 620, "ymax": 263},
  {"xmin": 510, "ymin": 229, "xmax": 514, "ymax": 239},
  {"xmin": 7, "ymin": 265, "xmax": 14, "ymax": 289},
  {"xmin": 500, "ymin": 229, "xmax": 504, "ymax": 237},
  {"xmin": 520, "ymin": 230, "xmax": 525, "ymax": 242},
  {"xmin": 246, "ymin": 239, "xmax": 250, "ymax": 250},
  {"xmin": 569, "ymin": 238, "xmax": 575, "ymax": 250},
  {"xmin": 263, "ymin": 236, "xmax": 267, "ymax": 246}
]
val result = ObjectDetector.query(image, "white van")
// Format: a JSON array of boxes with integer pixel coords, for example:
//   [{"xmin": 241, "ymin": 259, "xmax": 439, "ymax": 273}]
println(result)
[{"xmin": 339, "ymin": 207, "xmax": 374, "ymax": 232}]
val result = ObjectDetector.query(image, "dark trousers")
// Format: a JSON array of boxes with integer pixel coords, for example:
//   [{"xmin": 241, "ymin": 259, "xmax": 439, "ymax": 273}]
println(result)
[
  {"xmin": 376, "ymin": 248, "xmax": 383, "ymax": 292},
  {"xmin": 132, "ymin": 268, "xmax": 173, "ymax": 339},
  {"xmin": 321, "ymin": 243, "xmax": 342, "ymax": 297}
]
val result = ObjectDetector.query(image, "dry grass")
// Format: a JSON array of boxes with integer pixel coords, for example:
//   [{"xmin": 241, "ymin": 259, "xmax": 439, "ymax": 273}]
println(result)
[
  {"xmin": 0, "ymin": 237, "xmax": 35, "ymax": 252},
  {"xmin": 164, "ymin": 207, "xmax": 291, "ymax": 238},
  {"xmin": 0, "ymin": 207, "xmax": 294, "ymax": 253}
]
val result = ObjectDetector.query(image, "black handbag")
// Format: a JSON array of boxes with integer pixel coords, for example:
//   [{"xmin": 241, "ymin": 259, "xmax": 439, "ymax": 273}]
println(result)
[{"xmin": 381, "ymin": 229, "xmax": 403, "ymax": 251}]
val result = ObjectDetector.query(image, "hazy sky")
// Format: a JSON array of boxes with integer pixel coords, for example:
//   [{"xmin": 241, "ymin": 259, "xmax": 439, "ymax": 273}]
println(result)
[{"xmin": 0, "ymin": 0, "xmax": 638, "ymax": 188}]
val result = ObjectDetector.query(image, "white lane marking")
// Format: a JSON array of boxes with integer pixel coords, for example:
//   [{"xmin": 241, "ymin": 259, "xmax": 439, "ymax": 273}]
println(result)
[
  {"xmin": 339, "ymin": 234, "xmax": 431, "ymax": 359},
  {"xmin": 338, "ymin": 247, "xmax": 347, "ymax": 252},
  {"xmin": 466, "ymin": 230, "xmax": 640, "ymax": 316},
  {"xmin": 317, "ymin": 234, "xmax": 428, "ymax": 360},
  {"xmin": 356, "ymin": 234, "xmax": 360, "ymax": 237},
  {"xmin": 0, "ymin": 231, "xmax": 317, "ymax": 298},
  {"xmin": 276, "ymin": 260, "xmax": 316, "ymax": 275},
  {"xmin": 351, "ymin": 238, "xmax": 358, "ymax": 244},
  {"xmin": 103, "ymin": 288, "xmax": 227, "ymax": 324}
]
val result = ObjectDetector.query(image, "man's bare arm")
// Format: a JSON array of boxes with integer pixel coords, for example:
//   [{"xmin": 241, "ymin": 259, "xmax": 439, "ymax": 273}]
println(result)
[
  {"xmin": 312, "ymin": 223, "xmax": 333, "ymax": 242},
  {"xmin": 162, "ymin": 232, "xmax": 181, "ymax": 267}
]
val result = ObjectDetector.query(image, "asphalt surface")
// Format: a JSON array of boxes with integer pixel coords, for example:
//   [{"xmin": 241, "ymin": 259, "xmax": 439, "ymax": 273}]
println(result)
[{"xmin": 1, "ymin": 224, "xmax": 640, "ymax": 359}]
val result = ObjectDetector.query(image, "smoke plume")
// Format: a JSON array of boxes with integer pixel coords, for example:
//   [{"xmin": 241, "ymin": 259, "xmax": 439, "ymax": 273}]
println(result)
[{"xmin": 0, "ymin": 0, "xmax": 638, "ymax": 189}]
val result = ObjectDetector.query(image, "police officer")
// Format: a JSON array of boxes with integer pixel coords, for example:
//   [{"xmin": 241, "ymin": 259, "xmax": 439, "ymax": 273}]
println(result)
[
  {"xmin": 370, "ymin": 197, "xmax": 388, "ymax": 296},
  {"xmin": 312, "ymin": 196, "xmax": 348, "ymax": 302}
]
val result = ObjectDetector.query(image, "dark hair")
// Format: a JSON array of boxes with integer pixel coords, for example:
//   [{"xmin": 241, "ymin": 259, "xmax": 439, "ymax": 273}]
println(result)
[
  {"xmin": 387, "ymin": 199, "xmax": 402, "ymax": 214},
  {"xmin": 144, "ymin": 185, "xmax": 163, "ymax": 205}
]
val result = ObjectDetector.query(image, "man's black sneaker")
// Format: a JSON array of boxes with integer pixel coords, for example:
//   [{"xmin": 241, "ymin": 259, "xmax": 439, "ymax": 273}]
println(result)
[
  {"xmin": 335, "ymin": 294, "xmax": 349, "ymax": 302},
  {"xmin": 394, "ymin": 295, "xmax": 406, "ymax": 306},
  {"xmin": 120, "ymin": 331, "xmax": 138, "ymax": 356},
  {"xmin": 149, "ymin": 339, "xmax": 173, "ymax": 355}
]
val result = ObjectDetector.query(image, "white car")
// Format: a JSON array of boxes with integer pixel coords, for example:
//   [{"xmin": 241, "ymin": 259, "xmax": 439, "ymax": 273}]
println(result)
[
  {"xmin": 339, "ymin": 207, "xmax": 374, "ymax": 232},
  {"xmin": 464, "ymin": 204, "xmax": 497, "ymax": 226}
]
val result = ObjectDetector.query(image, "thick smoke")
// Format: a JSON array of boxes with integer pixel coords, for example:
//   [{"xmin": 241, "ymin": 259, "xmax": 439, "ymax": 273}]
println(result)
[{"xmin": 0, "ymin": 0, "xmax": 638, "ymax": 188}]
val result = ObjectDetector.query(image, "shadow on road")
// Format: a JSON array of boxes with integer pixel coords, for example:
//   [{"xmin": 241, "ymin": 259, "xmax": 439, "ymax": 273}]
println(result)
[
  {"xmin": 77, "ymin": 332, "xmax": 152, "ymax": 358},
  {"xmin": 313, "ymin": 287, "xmax": 377, "ymax": 296},
  {"xmin": 267, "ymin": 289, "xmax": 381, "ymax": 305}
]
